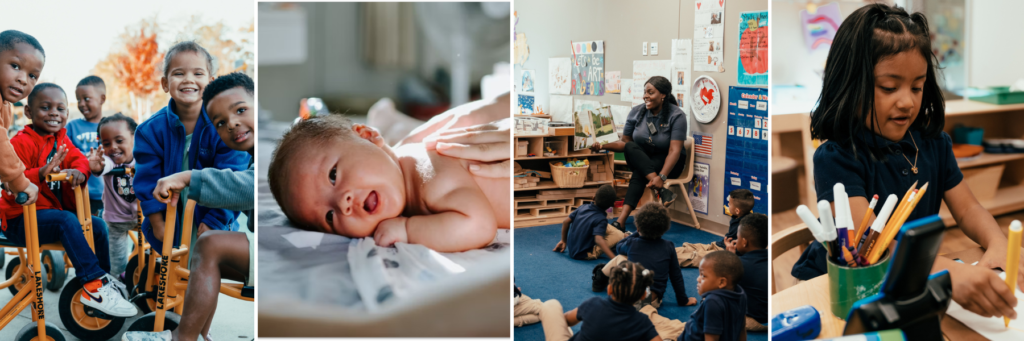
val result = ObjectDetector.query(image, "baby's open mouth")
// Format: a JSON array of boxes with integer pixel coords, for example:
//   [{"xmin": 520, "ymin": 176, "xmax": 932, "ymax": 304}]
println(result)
[{"xmin": 364, "ymin": 191, "xmax": 379, "ymax": 214}]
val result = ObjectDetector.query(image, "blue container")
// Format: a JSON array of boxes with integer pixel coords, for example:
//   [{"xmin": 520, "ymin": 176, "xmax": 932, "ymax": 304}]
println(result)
[
  {"xmin": 771, "ymin": 305, "xmax": 821, "ymax": 341},
  {"xmin": 953, "ymin": 125, "xmax": 984, "ymax": 146}
]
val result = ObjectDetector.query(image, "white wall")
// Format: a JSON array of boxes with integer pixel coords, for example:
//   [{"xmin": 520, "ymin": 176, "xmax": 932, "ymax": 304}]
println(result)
[{"xmin": 968, "ymin": 0, "xmax": 1024, "ymax": 88}]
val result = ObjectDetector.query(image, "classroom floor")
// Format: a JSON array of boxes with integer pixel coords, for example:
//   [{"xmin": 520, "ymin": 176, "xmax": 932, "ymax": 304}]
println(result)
[
  {"xmin": 514, "ymin": 218, "xmax": 769, "ymax": 341},
  {"xmin": 772, "ymin": 209, "xmax": 1024, "ymax": 293}
]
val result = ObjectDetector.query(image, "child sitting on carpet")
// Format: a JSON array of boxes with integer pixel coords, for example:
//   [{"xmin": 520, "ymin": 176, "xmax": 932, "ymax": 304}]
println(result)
[
  {"xmin": 729, "ymin": 213, "xmax": 768, "ymax": 332},
  {"xmin": 594, "ymin": 203, "xmax": 697, "ymax": 307},
  {"xmin": 678, "ymin": 251, "xmax": 747, "ymax": 341},
  {"xmin": 538, "ymin": 260, "xmax": 664, "ymax": 341},
  {"xmin": 676, "ymin": 189, "xmax": 753, "ymax": 267},
  {"xmin": 268, "ymin": 114, "xmax": 510, "ymax": 252},
  {"xmin": 553, "ymin": 184, "xmax": 623, "ymax": 261}
]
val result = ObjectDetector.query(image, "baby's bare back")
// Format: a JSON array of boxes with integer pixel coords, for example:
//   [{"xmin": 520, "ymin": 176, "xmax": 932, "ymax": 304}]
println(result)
[{"xmin": 395, "ymin": 144, "xmax": 510, "ymax": 240}]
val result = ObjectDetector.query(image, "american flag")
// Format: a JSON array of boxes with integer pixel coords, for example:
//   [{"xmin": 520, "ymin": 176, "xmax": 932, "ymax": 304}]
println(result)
[{"xmin": 694, "ymin": 133, "xmax": 713, "ymax": 158}]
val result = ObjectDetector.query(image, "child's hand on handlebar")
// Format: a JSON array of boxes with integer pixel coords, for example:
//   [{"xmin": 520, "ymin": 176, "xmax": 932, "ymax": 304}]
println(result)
[
  {"xmin": 153, "ymin": 171, "xmax": 192, "ymax": 206},
  {"xmin": 64, "ymin": 169, "xmax": 86, "ymax": 187},
  {"xmin": 17, "ymin": 183, "xmax": 38, "ymax": 206}
]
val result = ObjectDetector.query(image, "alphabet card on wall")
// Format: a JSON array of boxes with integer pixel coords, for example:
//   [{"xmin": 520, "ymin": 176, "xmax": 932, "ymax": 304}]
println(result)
[
  {"xmin": 570, "ymin": 40, "xmax": 605, "ymax": 95},
  {"xmin": 737, "ymin": 11, "xmax": 768, "ymax": 86},
  {"xmin": 694, "ymin": 0, "xmax": 726, "ymax": 72}
]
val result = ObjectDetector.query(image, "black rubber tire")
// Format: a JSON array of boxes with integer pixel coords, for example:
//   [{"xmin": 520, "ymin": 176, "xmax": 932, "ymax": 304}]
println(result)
[
  {"xmin": 42, "ymin": 250, "xmax": 66, "ymax": 292},
  {"xmin": 132, "ymin": 259, "xmax": 160, "ymax": 314},
  {"xmin": 1, "ymin": 248, "xmax": 5, "ymax": 269},
  {"xmin": 15, "ymin": 321, "xmax": 66, "ymax": 341},
  {"xmin": 57, "ymin": 277, "xmax": 126, "ymax": 341},
  {"xmin": 5, "ymin": 256, "xmax": 27, "ymax": 296},
  {"xmin": 127, "ymin": 311, "xmax": 182, "ymax": 333}
]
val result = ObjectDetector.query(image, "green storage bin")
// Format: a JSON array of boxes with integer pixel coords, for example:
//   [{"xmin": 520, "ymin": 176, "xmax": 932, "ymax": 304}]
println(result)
[{"xmin": 968, "ymin": 87, "xmax": 1024, "ymax": 105}]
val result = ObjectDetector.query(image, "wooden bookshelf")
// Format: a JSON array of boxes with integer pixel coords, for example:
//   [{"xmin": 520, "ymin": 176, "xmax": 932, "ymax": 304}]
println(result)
[{"xmin": 514, "ymin": 126, "xmax": 616, "ymax": 228}]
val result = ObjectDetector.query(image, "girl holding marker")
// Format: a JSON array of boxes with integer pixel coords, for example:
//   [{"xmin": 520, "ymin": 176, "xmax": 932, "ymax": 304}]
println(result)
[{"xmin": 795, "ymin": 4, "xmax": 1024, "ymax": 320}]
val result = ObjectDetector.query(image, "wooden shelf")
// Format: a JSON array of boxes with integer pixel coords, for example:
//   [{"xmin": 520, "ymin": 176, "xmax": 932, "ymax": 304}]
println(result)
[
  {"xmin": 957, "ymin": 152, "xmax": 1024, "ymax": 169},
  {"xmin": 514, "ymin": 180, "xmax": 614, "ymax": 192},
  {"xmin": 515, "ymin": 153, "xmax": 611, "ymax": 161},
  {"xmin": 939, "ymin": 186, "xmax": 1024, "ymax": 226},
  {"xmin": 944, "ymin": 99, "xmax": 1024, "ymax": 117}
]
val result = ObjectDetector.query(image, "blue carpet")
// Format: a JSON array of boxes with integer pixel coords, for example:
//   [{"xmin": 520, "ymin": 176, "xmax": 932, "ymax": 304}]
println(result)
[{"xmin": 514, "ymin": 218, "xmax": 768, "ymax": 341}]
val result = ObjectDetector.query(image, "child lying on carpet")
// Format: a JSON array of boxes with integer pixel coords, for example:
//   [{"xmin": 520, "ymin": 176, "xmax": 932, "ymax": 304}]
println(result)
[{"xmin": 268, "ymin": 109, "xmax": 510, "ymax": 252}]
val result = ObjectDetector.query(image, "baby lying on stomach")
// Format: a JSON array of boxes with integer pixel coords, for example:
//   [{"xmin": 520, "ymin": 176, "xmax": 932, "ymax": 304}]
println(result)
[{"xmin": 268, "ymin": 115, "xmax": 510, "ymax": 252}]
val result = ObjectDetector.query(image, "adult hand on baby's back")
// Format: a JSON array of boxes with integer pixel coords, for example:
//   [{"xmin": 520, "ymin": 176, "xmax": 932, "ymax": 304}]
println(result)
[
  {"xmin": 374, "ymin": 217, "xmax": 409, "ymax": 247},
  {"xmin": 428, "ymin": 118, "xmax": 511, "ymax": 178}
]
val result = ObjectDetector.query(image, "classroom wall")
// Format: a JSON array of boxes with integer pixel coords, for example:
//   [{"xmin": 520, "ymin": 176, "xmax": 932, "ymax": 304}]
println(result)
[
  {"xmin": 514, "ymin": 0, "xmax": 769, "ymax": 229},
  {"xmin": 969, "ymin": 0, "xmax": 1024, "ymax": 88}
]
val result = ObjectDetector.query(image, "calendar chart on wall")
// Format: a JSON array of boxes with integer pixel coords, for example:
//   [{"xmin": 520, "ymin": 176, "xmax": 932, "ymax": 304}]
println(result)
[{"xmin": 723, "ymin": 86, "xmax": 768, "ymax": 214}]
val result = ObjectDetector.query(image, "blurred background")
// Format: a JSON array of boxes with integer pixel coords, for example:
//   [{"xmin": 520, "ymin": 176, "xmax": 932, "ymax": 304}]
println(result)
[
  {"xmin": 257, "ymin": 2, "xmax": 511, "ymax": 124},
  {"xmin": 1, "ymin": 0, "xmax": 254, "ymax": 130}
]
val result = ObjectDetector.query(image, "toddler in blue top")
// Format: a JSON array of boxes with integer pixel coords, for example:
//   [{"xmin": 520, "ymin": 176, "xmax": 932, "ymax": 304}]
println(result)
[
  {"xmin": 67, "ymin": 75, "xmax": 105, "ymax": 214},
  {"xmin": 596, "ymin": 203, "xmax": 696, "ymax": 308},
  {"xmin": 539, "ymin": 260, "xmax": 663, "ymax": 341},
  {"xmin": 679, "ymin": 251, "xmax": 747, "ymax": 341},
  {"xmin": 553, "ymin": 184, "xmax": 624, "ymax": 261}
]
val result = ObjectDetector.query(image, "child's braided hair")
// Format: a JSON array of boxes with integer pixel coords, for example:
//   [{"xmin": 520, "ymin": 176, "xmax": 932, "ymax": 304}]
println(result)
[{"xmin": 607, "ymin": 260, "xmax": 654, "ymax": 305}]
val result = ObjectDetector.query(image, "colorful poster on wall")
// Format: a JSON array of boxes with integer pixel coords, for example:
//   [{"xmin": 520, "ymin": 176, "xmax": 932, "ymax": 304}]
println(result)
[
  {"xmin": 606, "ymin": 71, "xmax": 621, "ymax": 94},
  {"xmin": 518, "ymin": 94, "xmax": 535, "ymax": 116},
  {"xmin": 723, "ymin": 86, "xmax": 768, "ymax": 214},
  {"xmin": 549, "ymin": 58, "xmax": 571, "ymax": 95},
  {"xmin": 737, "ymin": 11, "xmax": 768, "ymax": 86},
  {"xmin": 632, "ymin": 60, "xmax": 673, "ymax": 106},
  {"xmin": 521, "ymin": 70, "xmax": 535, "ymax": 92},
  {"xmin": 800, "ymin": 2, "xmax": 841, "ymax": 51},
  {"xmin": 687, "ymin": 161, "xmax": 710, "ymax": 215},
  {"xmin": 693, "ymin": 0, "xmax": 726, "ymax": 72},
  {"xmin": 571, "ymin": 40, "xmax": 605, "ymax": 95}
]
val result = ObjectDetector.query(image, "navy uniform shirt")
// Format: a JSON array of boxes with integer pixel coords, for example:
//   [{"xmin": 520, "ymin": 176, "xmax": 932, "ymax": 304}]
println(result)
[
  {"xmin": 571, "ymin": 296, "xmax": 659, "ymax": 341},
  {"xmin": 616, "ymin": 233, "xmax": 691, "ymax": 304},
  {"xmin": 679, "ymin": 286, "xmax": 747, "ymax": 341},
  {"xmin": 623, "ymin": 103, "xmax": 688, "ymax": 155},
  {"xmin": 566, "ymin": 203, "xmax": 609, "ymax": 260},
  {"xmin": 716, "ymin": 214, "xmax": 744, "ymax": 248},
  {"xmin": 738, "ymin": 248, "xmax": 768, "ymax": 323},
  {"xmin": 793, "ymin": 129, "xmax": 963, "ymax": 279}
]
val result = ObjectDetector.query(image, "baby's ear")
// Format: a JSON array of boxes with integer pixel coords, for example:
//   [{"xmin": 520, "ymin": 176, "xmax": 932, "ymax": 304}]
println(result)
[{"xmin": 352, "ymin": 124, "xmax": 386, "ymax": 148}]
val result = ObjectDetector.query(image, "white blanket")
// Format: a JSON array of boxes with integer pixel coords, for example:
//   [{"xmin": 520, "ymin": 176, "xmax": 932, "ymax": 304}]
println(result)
[{"xmin": 258, "ymin": 181, "xmax": 510, "ymax": 311}]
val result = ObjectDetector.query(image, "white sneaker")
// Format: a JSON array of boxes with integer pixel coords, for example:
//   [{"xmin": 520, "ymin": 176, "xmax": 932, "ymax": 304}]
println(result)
[
  {"xmin": 103, "ymin": 273, "xmax": 129, "ymax": 298},
  {"xmin": 122, "ymin": 330, "xmax": 171, "ymax": 341},
  {"xmin": 80, "ymin": 277, "xmax": 139, "ymax": 317}
]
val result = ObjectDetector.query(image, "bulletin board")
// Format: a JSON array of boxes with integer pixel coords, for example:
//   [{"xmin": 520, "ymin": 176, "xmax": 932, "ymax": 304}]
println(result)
[
  {"xmin": 723, "ymin": 86, "xmax": 769, "ymax": 215},
  {"xmin": 514, "ymin": 0, "xmax": 769, "ymax": 228}
]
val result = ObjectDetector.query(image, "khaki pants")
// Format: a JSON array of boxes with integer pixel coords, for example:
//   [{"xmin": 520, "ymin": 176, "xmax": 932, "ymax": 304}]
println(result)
[
  {"xmin": 585, "ymin": 225, "xmax": 625, "ymax": 260},
  {"xmin": 640, "ymin": 305, "xmax": 687, "ymax": 341},
  {"xmin": 676, "ymin": 242, "xmax": 724, "ymax": 267},
  {"xmin": 601, "ymin": 255, "xmax": 662, "ymax": 309},
  {"xmin": 539, "ymin": 300, "xmax": 573, "ymax": 341},
  {"xmin": 514, "ymin": 294, "xmax": 544, "ymax": 327},
  {"xmin": 746, "ymin": 316, "xmax": 768, "ymax": 332}
]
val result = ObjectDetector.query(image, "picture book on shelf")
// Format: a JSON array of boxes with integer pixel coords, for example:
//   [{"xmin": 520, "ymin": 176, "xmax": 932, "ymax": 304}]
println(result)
[{"xmin": 573, "ymin": 105, "xmax": 618, "ymax": 151}]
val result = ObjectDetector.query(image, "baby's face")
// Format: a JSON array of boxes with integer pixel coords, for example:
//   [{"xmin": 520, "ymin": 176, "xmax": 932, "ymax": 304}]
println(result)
[{"xmin": 282, "ymin": 133, "xmax": 405, "ymax": 238}]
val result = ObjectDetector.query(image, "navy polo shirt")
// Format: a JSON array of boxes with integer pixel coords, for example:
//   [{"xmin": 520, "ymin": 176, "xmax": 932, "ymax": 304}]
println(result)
[
  {"xmin": 571, "ymin": 296, "xmax": 659, "ymax": 341},
  {"xmin": 566, "ymin": 203, "xmax": 609, "ymax": 260},
  {"xmin": 716, "ymin": 214, "xmax": 744, "ymax": 248},
  {"xmin": 738, "ymin": 249, "xmax": 768, "ymax": 323},
  {"xmin": 679, "ymin": 286, "xmax": 747, "ymax": 341},
  {"xmin": 617, "ymin": 233, "xmax": 691, "ymax": 304},
  {"xmin": 623, "ymin": 103, "xmax": 688, "ymax": 155},
  {"xmin": 794, "ymin": 129, "xmax": 963, "ymax": 279}
]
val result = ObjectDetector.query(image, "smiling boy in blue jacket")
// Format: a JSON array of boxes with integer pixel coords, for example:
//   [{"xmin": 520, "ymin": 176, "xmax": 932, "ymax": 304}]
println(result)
[{"xmin": 133, "ymin": 41, "xmax": 250, "ymax": 253}]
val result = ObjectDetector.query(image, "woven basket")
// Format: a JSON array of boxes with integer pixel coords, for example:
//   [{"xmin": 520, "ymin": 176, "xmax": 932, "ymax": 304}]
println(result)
[{"xmin": 549, "ymin": 161, "xmax": 588, "ymax": 188}]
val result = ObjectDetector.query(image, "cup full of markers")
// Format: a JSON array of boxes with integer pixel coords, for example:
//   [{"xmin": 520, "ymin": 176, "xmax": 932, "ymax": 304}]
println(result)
[{"xmin": 796, "ymin": 182, "xmax": 929, "ymax": 318}]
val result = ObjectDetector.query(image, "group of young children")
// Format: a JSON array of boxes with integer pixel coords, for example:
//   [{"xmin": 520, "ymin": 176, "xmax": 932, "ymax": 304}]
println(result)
[
  {"xmin": 519, "ymin": 186, "xmax": 767, "ymax": 341},
  {"xmin": 0, "ymin": 29, "xmax": 255, "ymax": 341}
]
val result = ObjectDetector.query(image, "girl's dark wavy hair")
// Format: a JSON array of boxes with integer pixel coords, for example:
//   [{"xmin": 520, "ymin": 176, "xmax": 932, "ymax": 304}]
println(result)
[{"xmin": 810, "ymin": 4, "xmax": 944, "ymax": 159}]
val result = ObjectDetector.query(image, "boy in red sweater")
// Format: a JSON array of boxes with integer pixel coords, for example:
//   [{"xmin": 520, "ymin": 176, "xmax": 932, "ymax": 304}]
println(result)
[{"xmin": 1, "ymin": 83, "xmax": 136, "ymax": 317}]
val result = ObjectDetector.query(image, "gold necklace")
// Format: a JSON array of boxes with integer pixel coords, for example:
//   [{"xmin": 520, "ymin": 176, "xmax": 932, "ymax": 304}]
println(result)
[{"xmin": 900, "ymin": 133, "xmax": 919, "ymax": 174}]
